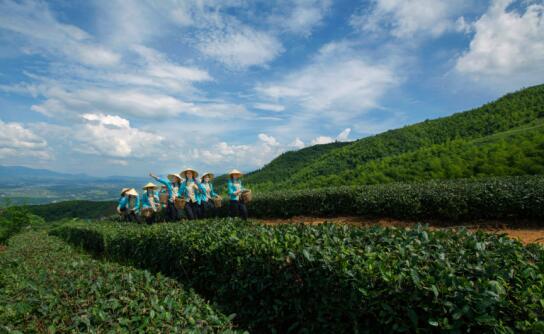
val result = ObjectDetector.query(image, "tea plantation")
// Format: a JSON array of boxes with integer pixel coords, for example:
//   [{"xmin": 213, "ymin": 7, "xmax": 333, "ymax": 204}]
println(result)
[
  {"xmin": 52, "ymin": 220, "xmax": 544, "ymax": 333},
  {"xmin": 0, "ymin": 231, "xmax": 241, "ymax": 333}
]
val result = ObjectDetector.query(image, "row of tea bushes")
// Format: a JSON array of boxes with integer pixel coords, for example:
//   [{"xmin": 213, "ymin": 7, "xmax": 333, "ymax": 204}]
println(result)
[
  {"xmin": 52, "ymin": 220, "xmax": 544, "ymax": 333},
  {"xmin": 244, "ymin": 176, "xmax": 544, "ymax": 221},
  {"xmin": 0, "ymin": 231, "xmax": 241, "ymax": 333}
]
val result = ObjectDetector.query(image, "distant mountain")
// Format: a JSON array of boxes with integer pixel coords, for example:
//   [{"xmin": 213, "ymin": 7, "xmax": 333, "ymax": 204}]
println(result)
[
  {"xmin": 218, "ymin": 84, "xmax": 544, "ymax": 192},
  {"xmin": 0, "ymin": 165, "xmax": 149, "ymax": 206}
]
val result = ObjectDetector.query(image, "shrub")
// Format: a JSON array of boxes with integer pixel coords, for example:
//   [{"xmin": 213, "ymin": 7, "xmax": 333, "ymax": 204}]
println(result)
[
  {"xmin": 0, "ymin": 231, "xmax": 241, "ymax": 333},
  {"xmin": 52, "ymin": 221, "xmax": 544, "ymax": 333},
  {"xmin": 0, "ymin": 207, "xmax": 45, "ymax": 243},
  {"xmin": 246, "ymin": 176, "xmax": 544, "ymax": 221}
]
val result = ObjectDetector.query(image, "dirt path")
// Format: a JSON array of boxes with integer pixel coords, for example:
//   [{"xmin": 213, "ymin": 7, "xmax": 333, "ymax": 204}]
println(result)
[{"xmin": 257, "ymin": 216, "xmax": 544, "ymax": 245}]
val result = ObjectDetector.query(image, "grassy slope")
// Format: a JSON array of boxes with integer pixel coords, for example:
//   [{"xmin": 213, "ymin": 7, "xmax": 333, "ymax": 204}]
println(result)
[{"xmin": 238, "ymin": 84, "xmax": 544, "ymax": 191}]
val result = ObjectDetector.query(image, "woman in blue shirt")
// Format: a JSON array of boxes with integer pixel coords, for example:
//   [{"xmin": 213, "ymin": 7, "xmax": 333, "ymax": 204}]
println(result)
[
  {"xmin": 149, "ymin": 172, "xmax": 183, "ymax": 221},
  {"xmin": 200, "ymin": 172, "xmax": 219, "ymax": 218},
  {"xmin": 179, "ymin": 168, "xmax": 203, "ymax": 220},
  {"xmin": 227, "ymin": 169, "xmax": 248, "ymax": 220},
  {"xmin": 117, "ymin": 188, "xmax": 141, "ymax": 223},
  {"xmin": 141, "ymin": 182, "xmax": 160, "ymax": 225}
]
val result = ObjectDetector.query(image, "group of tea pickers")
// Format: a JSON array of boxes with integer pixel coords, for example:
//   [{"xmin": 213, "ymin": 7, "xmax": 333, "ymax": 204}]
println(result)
[{"xmin": 117, "ymin": 168, "xmax": 252, "ymax": 224}]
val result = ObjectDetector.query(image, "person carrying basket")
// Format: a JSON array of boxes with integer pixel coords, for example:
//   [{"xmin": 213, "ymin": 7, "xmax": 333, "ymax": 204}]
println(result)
[
  {"xmin": 227, "ymin": 169, "xmax": 249, "ymax": 220},
  {"xmin": 141, "ymin": 182, "xmax": 160, "ymax": 225},
  {"xmin": 149, "ymin": 172, "xmax": 183, "ymax": 221},
  {"xmin": 200, "ymin": 172, "xmax": 221, "ymax": 218}
]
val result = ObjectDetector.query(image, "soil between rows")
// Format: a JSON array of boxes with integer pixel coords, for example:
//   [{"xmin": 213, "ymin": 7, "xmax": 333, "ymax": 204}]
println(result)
[{"xmin": 257, "ymin": 216, "xmax": 544, "ymax": 244}]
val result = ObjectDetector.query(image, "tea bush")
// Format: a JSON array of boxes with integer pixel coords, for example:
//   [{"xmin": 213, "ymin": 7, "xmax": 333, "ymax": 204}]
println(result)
[
  {"xmin": 0, "ymin": 231, "xmax": 241, "ymax": 333},
  {"xmin": 246, "ymin": 176, "xmax": 544, "ymax": 221},
  {"xmin": 52, "ymin": 220, "xmax": 544, "ymax": 333}
]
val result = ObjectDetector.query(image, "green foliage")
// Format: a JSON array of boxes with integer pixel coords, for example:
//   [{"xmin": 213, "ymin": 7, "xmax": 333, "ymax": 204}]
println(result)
[
  {"xmin": 0, "ymin": 231, "xmax": 240, "ymax": 333},
  {"xmin": 236, "ymin": 84, "xmax": 544, "ymax": 191},
  {"xmin": 0, "ymin": 206, "xmax": 44, "ymax": 243},
  {"xmin": 21, "ymin": 200, "xmax": 117, "ymax": 221},
  {"xmin": 246, "ymin": 176, "xmax": 544, "ymax": 221},
  {"xmin": 52, "ymin": 221, "xmax": 544, "ymax": 333}
]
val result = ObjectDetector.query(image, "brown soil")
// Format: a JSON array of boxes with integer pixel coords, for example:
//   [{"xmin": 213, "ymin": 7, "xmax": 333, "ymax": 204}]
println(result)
[{"xmin": 257, "ymin": 216, "xmax": 544, "ymax": 245}]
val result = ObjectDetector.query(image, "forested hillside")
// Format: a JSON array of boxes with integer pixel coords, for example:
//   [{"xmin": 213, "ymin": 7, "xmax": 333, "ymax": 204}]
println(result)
[{"xmin": 228, "ymin": 84, "xmax": 544, "ymax": 192}]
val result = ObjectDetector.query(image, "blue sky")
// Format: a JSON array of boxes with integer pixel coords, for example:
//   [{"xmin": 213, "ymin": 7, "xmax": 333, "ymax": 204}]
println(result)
[{"xmin": 0, "ymin": 0, "xmax": 543, "ymax": 176}]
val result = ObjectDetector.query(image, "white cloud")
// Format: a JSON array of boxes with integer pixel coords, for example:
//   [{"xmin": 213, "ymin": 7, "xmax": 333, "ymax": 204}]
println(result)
[
  {"xmin": 196, "ymin": 26, "xmax": 284, "ymax": 69},
  {"xmin": 253, "ymin": 103, "xmax": 285, "ymax": 112},
  {"xmin": 456, "ymin": 0, "xmax": 544, "ymax": 83},
  {"xmin": 256, "ymin": 42, "xmax": 398, "ymax": 121},
  {"xmin": 336, "ymin": 128, "xmax": 351, "ymax": 141},
  {"xmin": 290, "ymin": 137, "xmax": 305, "ymax": 149},
  {"xmin": 0, "ymin": 119, "xmax": 50, "ymax": 160},
  {"xmin": 0, "ymin": 0, "xmax": 120, "ymax": 67},
  {"xmin": 351, "ymin": 0, "xmax": 470, "ymax": 38},
  {"xmin": 268, "ymin": 0, "xmax": 331, "ymax": 37},
  {"xmin": 75, "ymin": 113, "xmax": 164, "ymax": 159},
  {"xmin": 258, "ymin": 133, "xmax": 279, "ymax": 146},
  {"xmin": 311, "ymin": 136, "xmax": 334, "ymax": 145}
]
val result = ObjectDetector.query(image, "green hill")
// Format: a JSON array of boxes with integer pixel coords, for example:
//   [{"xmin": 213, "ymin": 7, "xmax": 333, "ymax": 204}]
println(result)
[{"xmin": 229, "ymin": 84, "xmax": 544, "ymax": 192}]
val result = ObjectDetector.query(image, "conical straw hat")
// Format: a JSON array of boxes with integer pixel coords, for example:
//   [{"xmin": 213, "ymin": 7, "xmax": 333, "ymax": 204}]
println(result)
[
  {"xmin": 201, "ymin": 172, "xmax": 214, "ymax": 180},
  {"xmin": 126, "ymin": 188, "xmax": 138, "ymax": 196},
  {"xmin": 142, "ymin": 182, "xmax": 158, "ymax": 190},
  {"xmin": 167, "ymin": 173, "xmax": 182, "ymax": 182},
  {"xmin": 120, "ymin": 188, "xmax": 130, "ymax": 196},
  {"xmin": 181, "ymin": 168, "xmax": 198, "ymax": 178},
  {"xmin": 228, "ymin": 169, "xmax": 243, "ymax": 177}
]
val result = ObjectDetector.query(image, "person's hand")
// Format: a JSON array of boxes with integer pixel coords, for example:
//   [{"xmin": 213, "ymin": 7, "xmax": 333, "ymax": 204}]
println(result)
[
  {"xmin": 235, "ymin": 190, "xmax": 241, "ymax": 195},
  {"xmin": 116, "ymin": 207, "xmax": 121, "ymax": 214}
]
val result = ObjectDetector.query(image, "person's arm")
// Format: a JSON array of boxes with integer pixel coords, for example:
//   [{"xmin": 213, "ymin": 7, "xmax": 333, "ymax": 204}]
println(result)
[
  {"xmin": 210, "ymin": 184, "xmax": 218, "ymax": 197},
  {"xmin": 227, "ymin": 181, "xmax": 236, "ymax": 196},
  {"xmin": 178, "ymin": 181, "xmax": 186, "ymax": 198},
  {"xmin": 117, "ymin": 197, "xmax": 126, "ymax": 212}
]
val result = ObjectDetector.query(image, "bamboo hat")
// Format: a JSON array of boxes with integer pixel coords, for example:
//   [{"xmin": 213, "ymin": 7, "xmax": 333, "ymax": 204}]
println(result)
[
  {"xmin": 142, "ymin": 182, "xmax": 158, "ymax": 190},
  {"xmin": 228, "ymin": 169, "xmax": 243, "ymax": 177},
  {"xmin": 181, "ymin": 168, "xmax": 198, "ymax": 178},
  {"xmin": 126, "ymin": 188, "xmax": 138, "ymax": 196},
  {"xmin": 167, "ymin": 173, "xmax": 182, "ymax": 182},
  {"xmin": 201, "ymin": 172, "xmax": 214, "ymax": 180},
  {"xmin": 120, "ymin": 188, "xmax": 131, "ymax": 196}
]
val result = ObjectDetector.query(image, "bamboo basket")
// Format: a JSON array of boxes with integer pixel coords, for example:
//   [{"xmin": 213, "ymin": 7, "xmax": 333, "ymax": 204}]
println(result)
[
  {"xmin": 241, "ymin": 190, "xmax": 252, "ymax": 203},
  {"xmin": 174, "ymin": 197, "xmax": 186, "ymax": 209},
  {"xmin": 213, "ymin": 195, "xmax": 223, "ymax": 208}
]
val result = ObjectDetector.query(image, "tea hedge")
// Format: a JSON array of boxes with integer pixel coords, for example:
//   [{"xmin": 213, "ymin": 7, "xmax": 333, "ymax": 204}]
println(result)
[
  {"xmin": 244, "ymin": 176, "xmax": 544, "ymax": 221},
  {"xmin": 0, "ymin": 231, "xmax": 241, "ymax": 333},
  {"xmin": 52, "ymin": 220, "xmax": 544, "ymax": 333}
]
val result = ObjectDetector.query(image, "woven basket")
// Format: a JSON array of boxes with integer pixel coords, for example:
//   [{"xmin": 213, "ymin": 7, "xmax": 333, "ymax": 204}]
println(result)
[
  {"xmin": 159, "ymin": 193, "xmax": 169, "ymax": 204},
  {"xmin": 241, "ymin": 189, "xmax": 252, "ymax": 203},
  {"xmin": 213, "ymin": 195, "xmax": 223, "ymax": 208},
  {"xmin": 141, "ymin": 208, "xmax": 154, "ymax": 218},
  {"xmin": 174, "ymin": 197, "xmax": 186, "ymax": 209}
]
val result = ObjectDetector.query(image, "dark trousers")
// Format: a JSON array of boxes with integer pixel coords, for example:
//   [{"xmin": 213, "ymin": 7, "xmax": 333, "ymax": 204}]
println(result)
[
  {"xmin": 185, "ymin": 201, "xmax": 200, "ymax": 220},
  {"xmin": 229, "ymin": 200, "xmax": 248, "ymax": 220},
  {"xmin": 201, "ymin": 200, "xmax": 216, "ymax": 218},
  {"xmin": 166, "ymin": 201, "xmax": 178, "ymax": 221},
  {"xmin": 144, "ymin": 215, "xmax": 154, "ymax": 225},
  {"xmin": 120, "ymin": 209, "xmax": 141, "ymax": 223}
]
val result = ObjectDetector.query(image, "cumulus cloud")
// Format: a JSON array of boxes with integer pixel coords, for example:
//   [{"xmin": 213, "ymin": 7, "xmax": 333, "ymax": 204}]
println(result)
[
  {"xmin": 455, "ymin": 0, "xmax": 544, "ymax": 85},
  {"xmin": 310, "ymin": 128, "xmax": 352, "ymax": 145},
  {"xmin": 76, "ymin": 113, "xmax": 163, "ymax": 158},
  {"xmin": 351, "ymin": 0, "xmax": 470, "ymax": 38},
  {"xmin": 336, "ymin": 128, "xmax": 351, "ymax": 141},
  {"xmin": 0, "ymin": 0, "xmax": 120, "ymax": 67},
  {"xmin": 290, "ymin": 137, "xmax": 305, "ymax": 149},
  {"xmin": 0, "ymin": 119, "xmax": 50, "ymax": 160},
  {"xmin": 310, "ymin": 136, "xmax": 334, "ymax": 145}
]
